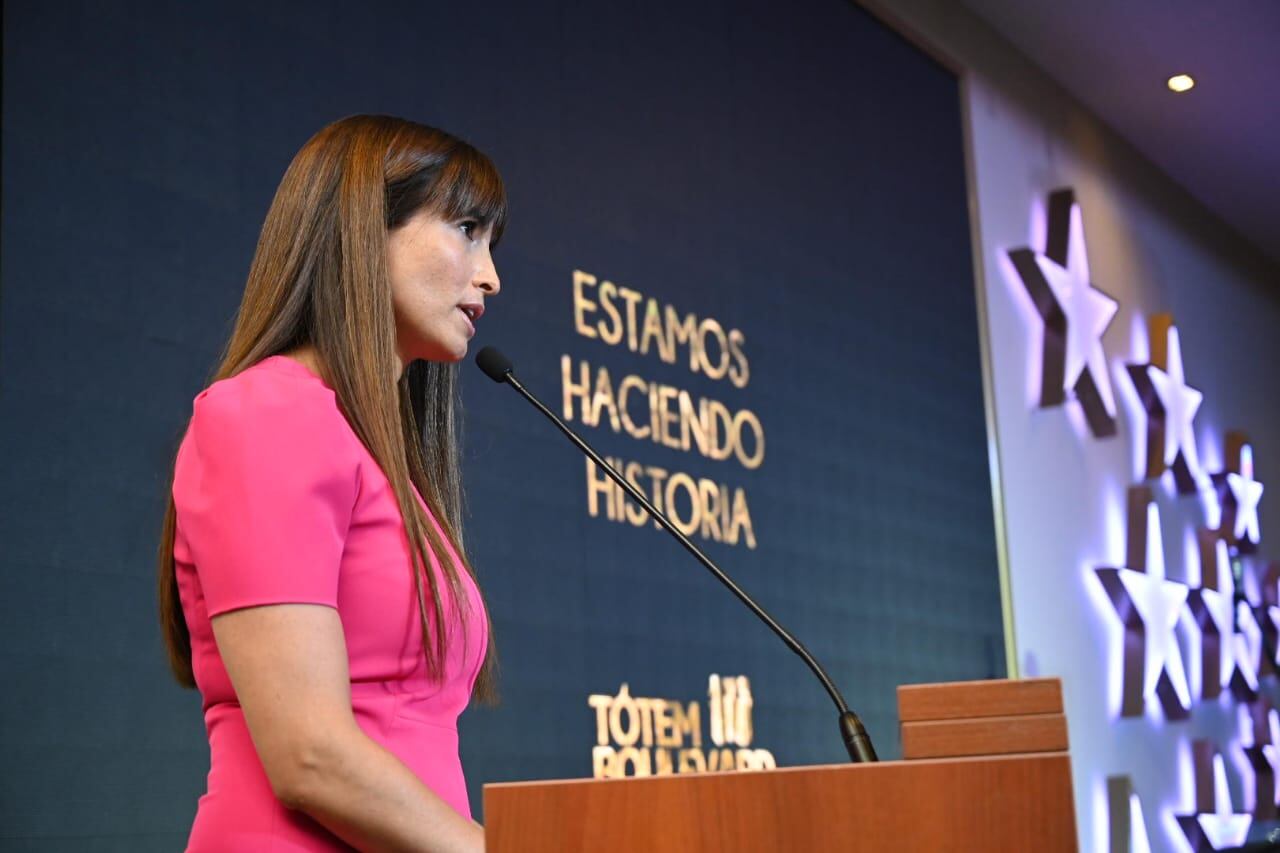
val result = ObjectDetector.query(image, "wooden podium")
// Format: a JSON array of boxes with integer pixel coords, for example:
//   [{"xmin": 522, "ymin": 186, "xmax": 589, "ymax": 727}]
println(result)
[{"xmin": 483, "ymin": 678, "xmax": 1076, "ymax": 852}]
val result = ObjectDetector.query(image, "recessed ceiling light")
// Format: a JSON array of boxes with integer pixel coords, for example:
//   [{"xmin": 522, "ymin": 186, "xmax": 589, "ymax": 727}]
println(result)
[{"xmin": 1167, "ymin": 74, "xmax": 1195, "ymax": 93}]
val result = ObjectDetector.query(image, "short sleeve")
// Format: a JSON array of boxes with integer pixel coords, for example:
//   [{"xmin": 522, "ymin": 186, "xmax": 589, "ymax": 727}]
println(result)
[{"xmin": 173, "ymin": 374, "xmax": 359, "ymax": 618}]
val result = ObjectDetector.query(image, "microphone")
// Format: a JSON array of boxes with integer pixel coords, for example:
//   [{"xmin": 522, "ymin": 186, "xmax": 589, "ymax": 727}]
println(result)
[{"xmin": 475, "ymin": 345, "xmax": 878, "ymax": 764}]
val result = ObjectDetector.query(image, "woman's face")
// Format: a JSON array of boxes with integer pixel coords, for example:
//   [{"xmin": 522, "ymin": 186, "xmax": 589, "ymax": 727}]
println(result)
[{"xmin": 388, "ymin": 206, "xmax": 500, "ymax": 369}]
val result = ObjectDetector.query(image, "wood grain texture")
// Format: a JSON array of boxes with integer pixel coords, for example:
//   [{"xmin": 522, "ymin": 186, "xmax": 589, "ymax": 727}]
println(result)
[
  {"xmin": 483, "ymin": 754, "xmax": 1077, "ymax": 852},
  {"xmin": 901, "ymin": 713, "xmax": 1069, "ymax": 759},
  {"xmin": 897, "ymin": 677, "xmax": 1063, "ymax": 722}
]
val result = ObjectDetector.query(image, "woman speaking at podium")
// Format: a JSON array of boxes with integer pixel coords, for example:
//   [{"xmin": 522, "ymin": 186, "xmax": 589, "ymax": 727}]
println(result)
[{"xmin": 156, "ymin": 115, "xmax": 503, "ymax": 852}]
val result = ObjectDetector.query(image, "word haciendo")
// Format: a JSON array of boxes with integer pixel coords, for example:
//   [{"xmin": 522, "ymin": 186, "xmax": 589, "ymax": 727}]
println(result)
[{"xmin": 561, "ymin": 355, "xmax": 764, "ymax": 469}]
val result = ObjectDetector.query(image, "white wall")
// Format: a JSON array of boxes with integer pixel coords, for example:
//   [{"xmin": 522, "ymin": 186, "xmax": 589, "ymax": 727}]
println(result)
[{"xmin": 861, "ymin": 1, "xmax": 1280, "ymax": 849}]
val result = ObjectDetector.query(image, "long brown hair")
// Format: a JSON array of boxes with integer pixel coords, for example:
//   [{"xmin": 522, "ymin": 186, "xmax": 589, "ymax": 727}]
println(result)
[{"xmin": 157, "ymin": 114, "xmax": 504, "ymax": 704}]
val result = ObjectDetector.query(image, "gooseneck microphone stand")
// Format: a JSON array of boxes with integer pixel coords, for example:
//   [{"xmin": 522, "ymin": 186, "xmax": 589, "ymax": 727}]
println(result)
[{"xmin": 476, "ymin": 346, "xmax": 877, "ymax": 764}]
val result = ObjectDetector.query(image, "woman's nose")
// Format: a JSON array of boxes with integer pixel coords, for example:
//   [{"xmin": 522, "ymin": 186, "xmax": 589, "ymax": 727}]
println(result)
[{"xmin": 477, "ymin": 254, "xmax": 500, "ymax": 296}]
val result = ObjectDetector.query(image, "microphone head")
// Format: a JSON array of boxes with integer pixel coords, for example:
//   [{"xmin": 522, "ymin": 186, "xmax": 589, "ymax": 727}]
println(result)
[{"xmin": 475, "ymin": 346, "xmax": 514, "ymax": 383}]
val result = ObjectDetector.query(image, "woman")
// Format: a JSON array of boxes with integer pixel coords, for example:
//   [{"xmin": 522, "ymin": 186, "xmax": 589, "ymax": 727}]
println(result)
[{"xmin": 156, "ymin": 114, "xmax": 503, "ymax": 852}]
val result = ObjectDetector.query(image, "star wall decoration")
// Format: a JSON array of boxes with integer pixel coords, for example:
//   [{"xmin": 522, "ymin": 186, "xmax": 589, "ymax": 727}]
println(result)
[
  {"xmin": 1105, "ymin": 775, "xmax": 1153, "ymax": 853},
  {"xmin": 1228, "ymin": 600, "xmax": 1262, "ymax": 701},
  {"xmin": 1259, "ymin": 561, "xmax": 1280, "ymax": 605},
  {"xmin": 1007, "ymin": 187, "xmax": 1119, "ymax": 438},
  {"xmin": 1222, "ymin": 556, "xmax": 1280, "ymax": 696},
  {"xmin": 1125, "ymin": 315, "xmax": 1205, "ymax": 494},
  {"xmin": 1257, "ymin": 560, "xmax": 1280, "ymax": 610},
  {"xmin": 1253, "ymin": 559, "xmax": 1280, "ymax": 679},
  {"xmin": 1176, "ymin": 739, "xmax": 1252, "ymax": 851},
  {"xmin": 1266, "ymin": 604, "xmax": 1280, "ymax": 679},
  {"xmin": 1241, "ymin": 699, "xmax": 1280, "ymax": 821},
  {"xmin": 1252, "ymin": 597, "xmax": 1280, "ymax": 684},
  {"xmin": 1186, "ymin": 530, "xmax": 1236, "ymax": 701},
  {"xmin": 1211, "ymin": 432, "xmax": 1264, "ymax": 553},
  {"xmin": 1095, "ymin": 485, "xmax": 1191, "ymax": 718}
]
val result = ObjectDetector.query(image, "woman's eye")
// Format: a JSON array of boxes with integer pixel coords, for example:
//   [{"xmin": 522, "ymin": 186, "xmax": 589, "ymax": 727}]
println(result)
[{"xmin": 460, "ymin": 220, "xmax": 479, "ymax": 239}]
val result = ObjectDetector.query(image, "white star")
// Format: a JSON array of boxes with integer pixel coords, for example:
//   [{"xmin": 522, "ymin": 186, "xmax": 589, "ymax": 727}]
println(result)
[
  {"xmin": 1225, "ymin": 463, "xmax": 1264, "ymax": 544},
  {"xmin": 1110, "ymin": 503, "xmax": 1192, "ymax": 711},
  {"xmin": 1118, "ymin": 782, "xmax": 1154, "ymax": 853},
  {"xmin": 1196, "ymin": 754, "xmax": 1253, "ymax": 849},
  {"xmin": 1251, "ymin": 709, "xmax": 1280, "ymax": 810},
  {"xmin": 1192, "ymin": 537, "xmax": 1237, "ymax": 693},
  {"xmin": 1146, "ymin": 326, "xmax": 1203, "ymax": 476},
  {"xmin": 1271, "ymin": 607, "xmax": 1280, "ymax": 668},
  {"xmin": 1032, "ymin": 204, "xmax": 1118, "ymax": 414},
  {"xmin": 1233, "ymin": 601, "xmax": 1262, "ymax": 694},
  {"xmin": 1262, "ymin": 742, "xmax": 1280, "ymax": 809}
]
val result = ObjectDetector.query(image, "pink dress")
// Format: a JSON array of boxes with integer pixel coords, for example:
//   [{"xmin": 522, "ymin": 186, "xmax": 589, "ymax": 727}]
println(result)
[{"xmin": 172, "ymin": 354, "xmax": 489, "ymax": 851}]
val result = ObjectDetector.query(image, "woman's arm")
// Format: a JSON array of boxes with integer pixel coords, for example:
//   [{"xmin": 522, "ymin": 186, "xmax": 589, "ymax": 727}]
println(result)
[{"xmin": 211, "ymin": 603, "xmax": 484, "ymax": 853}]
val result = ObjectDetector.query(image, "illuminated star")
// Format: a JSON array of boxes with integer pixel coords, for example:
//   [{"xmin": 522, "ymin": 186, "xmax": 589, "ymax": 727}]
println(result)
[
  {"xmin": 1227, "ymin": 471, "xmax": 1265, "ymax": 543},
  {"xmin": 1242, "ymin": 704, "xmax": 1280, "ymax": 820},
  {"xmin": 1230, "ymin": 601, "xmax": 1262, "ymax": 700},
  {"xmin": 1126, "ymin": 317, "xmax": 1204, "ymax": 493},
  {"xmin": 1213, "ymin": 438, "xmax": 1264, "ymax": 551},
  {"xmin": 1270, "ymin": 607, "xmax": 1280, "ymax": 669},
  {"xmin": 1033, "ymin": 214, "xmax": 1118, "ymax": 414},
  {"xmin": 1248, "ymin": 596, "xmax": 1280, "ymax": 684},
  {"xmin": 1095, "ymin": 487, "xmax": 1191, "ymax": 718},
  {"xmin": 1148, "ymin": 326, "xmax": 1203, "ymax": 468},
  {"xmin": 1106, "ymin": 775, "xmax": 1154, "ymax": 853},
  {"xmin": 1177, "ymin": 747, "xmax": 1252, "ymax": 851},
  {"xmin": 1007, "ymin": 188, "xmax": 1119, "ymax": 437},
  {"xmin": 1250, "ymin": 559, "xmax": 1280, "ymax": 676},
  {"xmin": 1186, "ymin": 535, "xmax": 1236, "ymax": 699}
]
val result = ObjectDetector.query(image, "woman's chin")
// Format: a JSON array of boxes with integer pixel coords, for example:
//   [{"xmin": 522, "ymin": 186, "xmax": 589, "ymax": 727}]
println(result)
[{"xmin": 411, "ymin": 339, "xmax": 468, "ymax": 364}]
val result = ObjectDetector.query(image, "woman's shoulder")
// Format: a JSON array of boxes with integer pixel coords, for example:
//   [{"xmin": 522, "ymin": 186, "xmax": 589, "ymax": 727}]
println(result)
[
  {"xmin": 184, "ymin": 356, "xmax": 360, "ymax": 464},
  {"xmin": 194, "ymin": 355, "xmax": 336, "ymax": 412}
]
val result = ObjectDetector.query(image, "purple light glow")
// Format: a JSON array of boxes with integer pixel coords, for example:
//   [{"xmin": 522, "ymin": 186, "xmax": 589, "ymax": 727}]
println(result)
[
  {"xmin": 1094, "ymin": 777, "xmax": 1111, "ymax": 853},
  {"xmin": 1231, "ymin": 602, "xmax": 1262, "ymax": 698},
  {"xmin": 1086, "ymin": 563, "xmax": 1128, "ymax": 718},
  {"xmin": 1201, "ymin": 425, "xmax": 1226, "ymax": 476},
  {"xmin": 1148, "ymin": 326, "xmax": 1206, "ymax": 489},
  {"xmin": 1201, "ymin": 486, "xmax": 1225, "ymax": 533},
  {"xmin": 1029, "ymin": 195, "xmax": 1048, "ymax": 255},
  {"xmin": 1269, "ymin": 609, "xmax": 1280, "ymax": 669},
  {"xmin": 1116, "ymin": 355, "xmax": 1152, "ymax": 485},
  {"xmin": 1240, "ymin": 704, "xmax": 1280, "ymax": 813},
  {"xmin": 1186, "ymin": 534, "xmax": 1236, "ymax": 700},
  {"xmin": 1130, "ymin": 791, "xmax": 1155, "ymax": 853},
  {"xmin": 997, "ymin": 250, "xmax": 1049, "ymax": 411},
  {"xmin": 1064, "ymin": 394, "xmax": 1095, "ymax": 442}
]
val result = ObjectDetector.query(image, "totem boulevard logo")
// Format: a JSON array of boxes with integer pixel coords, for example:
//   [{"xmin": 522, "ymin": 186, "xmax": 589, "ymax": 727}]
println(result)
[{"xmin": 587, "ymin": 675, "xmax": 776, "ymax": 778}]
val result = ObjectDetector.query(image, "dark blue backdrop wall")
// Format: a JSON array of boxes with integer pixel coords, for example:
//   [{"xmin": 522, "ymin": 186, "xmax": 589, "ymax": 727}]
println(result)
[{"xmin": 1, "ymin": 0, "xmax": 1003, "ymax": 848}]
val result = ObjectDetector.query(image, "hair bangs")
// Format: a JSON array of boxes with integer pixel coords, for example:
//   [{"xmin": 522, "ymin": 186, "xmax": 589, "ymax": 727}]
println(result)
[{"xmin": 436, "ymin": 145, "xmax": 508, "ymax": 249}]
